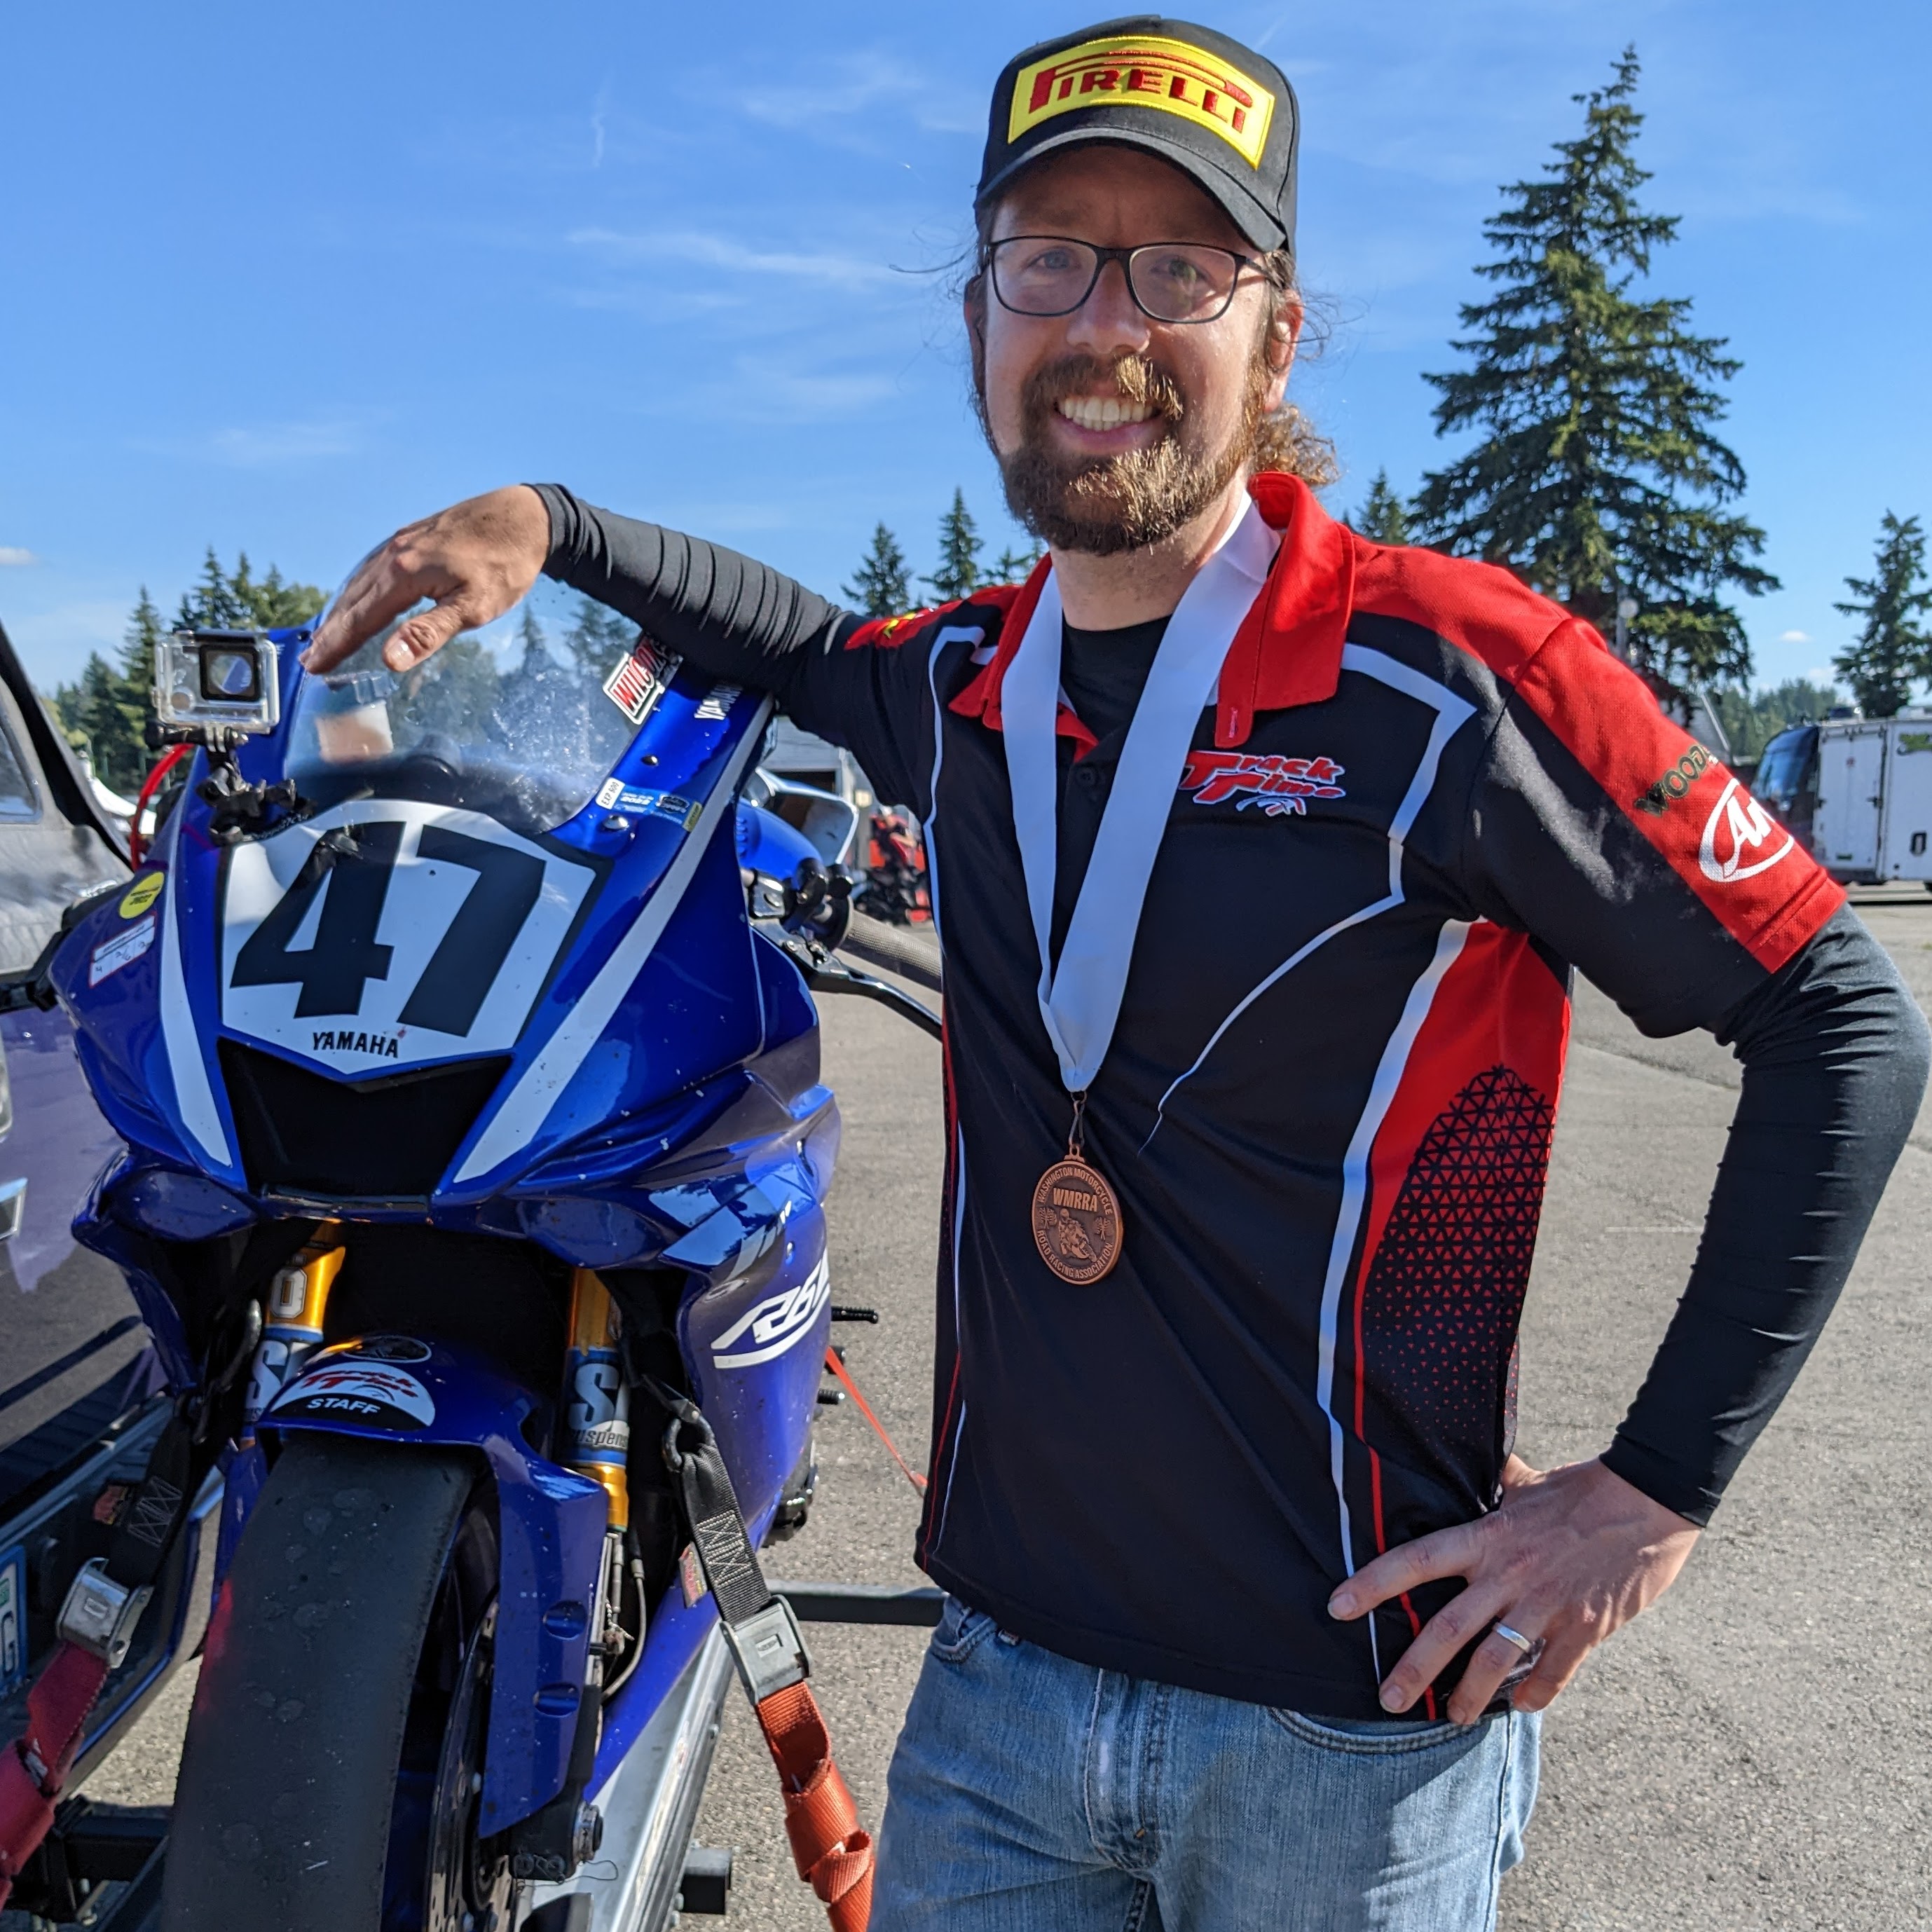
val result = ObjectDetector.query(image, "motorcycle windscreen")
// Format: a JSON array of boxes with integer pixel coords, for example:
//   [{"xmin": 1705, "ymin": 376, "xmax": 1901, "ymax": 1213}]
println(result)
[{"xmin": 284, "ymin": 593, "xmax": 640, "ymax": 841}]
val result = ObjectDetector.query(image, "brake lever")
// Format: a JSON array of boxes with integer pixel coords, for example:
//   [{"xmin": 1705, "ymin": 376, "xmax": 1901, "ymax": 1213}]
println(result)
[{"xmin": 774, "ymin": 932, "xmax": 943, "ymax": 1041}]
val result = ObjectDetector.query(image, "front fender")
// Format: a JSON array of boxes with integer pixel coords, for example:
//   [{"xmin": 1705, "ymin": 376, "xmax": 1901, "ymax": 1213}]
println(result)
[{"xmin": 261, "ymin": 1338, "xmax": 606, "ymax": 1833}]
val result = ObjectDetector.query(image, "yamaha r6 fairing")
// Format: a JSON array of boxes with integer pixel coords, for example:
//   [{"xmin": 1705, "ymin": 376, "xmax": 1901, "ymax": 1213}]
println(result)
[{"xmin": 18, "ymin": 604, "xmax": 926, "ymax": 1931}]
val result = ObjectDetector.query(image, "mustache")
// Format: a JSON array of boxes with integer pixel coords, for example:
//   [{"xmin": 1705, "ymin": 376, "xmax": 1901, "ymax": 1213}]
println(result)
[{"xmin": 1021, "ymin": 353, "xmax": 1187, "ymax": 427}]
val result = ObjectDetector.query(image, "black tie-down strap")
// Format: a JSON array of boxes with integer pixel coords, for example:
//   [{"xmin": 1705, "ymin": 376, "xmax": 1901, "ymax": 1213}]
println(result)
[
  {"xmin": 659, "ymin": 1390, "xmax": 811, "ymax": 1701},
  {"xmin": 657, "ymin": 1387, "xmax": 875, "ymax": 1930}
]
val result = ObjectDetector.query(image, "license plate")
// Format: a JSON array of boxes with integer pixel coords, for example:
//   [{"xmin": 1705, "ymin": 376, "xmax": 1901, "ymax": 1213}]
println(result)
[{"xmin": 0, "ymin": 1544, "xmax": 25, "ymax": 1697}]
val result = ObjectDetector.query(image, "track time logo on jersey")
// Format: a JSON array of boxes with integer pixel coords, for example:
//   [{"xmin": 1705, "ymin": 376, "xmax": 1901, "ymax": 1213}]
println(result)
[
  {"xmin": 1178, "ymin": 749, "xmax": 1346, "ymax": 817},
  {"xmin": 219, "ymin": 800, "xmax": 599, "ymax": 1076}
]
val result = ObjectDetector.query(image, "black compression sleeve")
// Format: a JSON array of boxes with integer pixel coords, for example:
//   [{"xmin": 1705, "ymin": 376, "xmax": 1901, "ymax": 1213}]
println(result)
[
  {"xmin": 529, "ymin": 484, "xmax": 864, "ymax": 697},
  {"xmin": 1601, "ymin": 905, "xmax": 1927, "ymax": 1523}
]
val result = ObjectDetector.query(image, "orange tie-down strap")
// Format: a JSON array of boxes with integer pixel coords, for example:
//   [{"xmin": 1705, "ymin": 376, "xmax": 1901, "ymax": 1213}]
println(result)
[{"xmin": 755, "ymin": 1678, "xmax": 875, "ymax": 1931}]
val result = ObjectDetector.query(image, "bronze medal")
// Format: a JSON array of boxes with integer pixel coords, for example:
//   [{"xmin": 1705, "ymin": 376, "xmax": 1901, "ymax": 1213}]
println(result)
[{"xmin": 1031, "ymin": 1155, "xmax": 1123, "ymax": 1284}]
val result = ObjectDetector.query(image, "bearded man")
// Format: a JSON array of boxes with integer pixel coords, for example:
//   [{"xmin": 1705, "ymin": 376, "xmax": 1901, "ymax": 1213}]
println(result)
[{"xmin": 310, "ymin": 18, "xmax": 1925, "ymax": 1928}]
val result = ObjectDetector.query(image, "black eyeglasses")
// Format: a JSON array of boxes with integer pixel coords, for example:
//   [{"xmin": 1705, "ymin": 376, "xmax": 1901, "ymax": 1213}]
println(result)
[{"xmin": 986, "ymin": 235, "xmax": 1261, "ymax": 325}]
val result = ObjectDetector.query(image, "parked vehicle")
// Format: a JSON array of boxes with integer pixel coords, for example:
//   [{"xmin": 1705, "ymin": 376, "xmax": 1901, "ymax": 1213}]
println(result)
[
  {"xmin": 0, "ymin": 621, "xmax": 224, "ymax": 1899},
  {"xmin": 1757, "ymin": 715, "xmax": 1932, "ymax": 885},
  {"xmin": 0, "ymin": 608, "xmax": 938, "ymax": 1931}
]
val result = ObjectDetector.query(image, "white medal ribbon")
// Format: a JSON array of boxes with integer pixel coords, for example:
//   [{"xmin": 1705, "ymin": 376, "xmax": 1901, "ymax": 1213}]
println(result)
[{"xmin": 1003, "ymin": 498, "xmax": 1280, "ymax": 1094}]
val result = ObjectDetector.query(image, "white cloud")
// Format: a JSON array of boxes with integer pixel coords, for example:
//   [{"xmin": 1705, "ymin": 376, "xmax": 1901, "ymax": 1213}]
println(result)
[
  {"xmin": 132, "ymin": 415, "xmax": 369, "ymax": 469},
  {"xmin": 0, "ymin": 547, "xmax": 36, "ymax": 567},
  {"xmin": 568, "ymin": 227, "xmax": 903, "ymax": 293},
  {"xmin": 1779, "ymin": 629, "xmax": 1811, "ymax": 643},
  {"xmin": 729, "ymin": 48, "xmax": 981, "ymax": 140}
]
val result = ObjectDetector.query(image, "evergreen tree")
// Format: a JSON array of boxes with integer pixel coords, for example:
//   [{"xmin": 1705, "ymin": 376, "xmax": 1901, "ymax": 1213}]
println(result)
[
  {"xmin": 1412, "ymin": 49, "xmax": 1775, "ymax": 699},
  {"xmin": 54, "ymin": 553, "xmax": 325, "ymax": 794},
  {"xmin": 992, "ymin": 537, "xmax": 1046, "ymax": 582},
  {"xmin": 1708, "ymin": 677, "xmax": 1843, "ymax": 762},
  {"xmin": 843, "ymin": 523, "xmax": 912, "ymax": 617},
  {"xmin": 926, "ymin": 489, "xmax": 983, "ymax": 602},
  {"xmin": 1350, "ymin": 469, "xmax": 1411, "ymax": 544},
  {"xmin": 1833, "ymin": 512, "xmax": 1932, "ymax": 719},
  {"xmin": 561, "ymin": 596, "xmax": 630, "ymax": 683},
  {"xmin": 176, "ymin": 547, "xmax": 249, "ymax": 630},
  {"xmin": 118, "ymin": 590, "xmax": 168, "ymax": 732}
]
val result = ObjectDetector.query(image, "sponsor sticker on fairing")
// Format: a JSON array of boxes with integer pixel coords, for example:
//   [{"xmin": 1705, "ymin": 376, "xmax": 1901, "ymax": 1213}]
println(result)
[
  {"xmin": 603, "ymin": 637, "xmax": 680, "ymax": 725},
  {"xmin": 90, "ymin": 914, "xmax": 156, "ymax": 985},
  {"xmin": 268, "ymin": 1360, "xmax": 437, "ymax": 1430},
  {"xmin": 710, "ymin": 1255, "xmax": 832, "ymax": 1368}
]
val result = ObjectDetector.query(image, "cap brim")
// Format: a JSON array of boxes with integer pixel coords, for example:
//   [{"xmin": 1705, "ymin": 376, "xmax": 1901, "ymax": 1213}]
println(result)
[{"xmin": 973, "ymin": 123, "xmax": 1288, "ymax": 254}]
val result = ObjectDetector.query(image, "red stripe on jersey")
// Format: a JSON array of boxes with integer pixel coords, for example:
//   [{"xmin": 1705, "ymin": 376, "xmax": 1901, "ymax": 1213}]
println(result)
[
  {"xmin": 1516, "ymin": 619, "xmax": 1844, "ymax": 973},
  {"xmin": 1349, "ymin": 543, "xmax": 1844, "ymax": 974},
  {"xmin": 847, "ymin": 583, "xmax": 1025, "ymax": 653},
  {"xmin": 1354, "ymin": 924, "xmax": 1568, "ymax": 1303}
]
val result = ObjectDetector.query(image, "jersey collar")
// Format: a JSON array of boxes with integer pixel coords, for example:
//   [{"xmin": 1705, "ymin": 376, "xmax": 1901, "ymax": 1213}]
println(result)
[{"xmin": 949, "ymin": 471, "xmax": 1353, "ymax": 750}]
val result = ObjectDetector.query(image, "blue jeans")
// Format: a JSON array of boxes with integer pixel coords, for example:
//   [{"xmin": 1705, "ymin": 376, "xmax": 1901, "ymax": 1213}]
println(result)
[{"xmin": 872, "ymin": 1598, "xmax": 1538, "ymax": 1932}]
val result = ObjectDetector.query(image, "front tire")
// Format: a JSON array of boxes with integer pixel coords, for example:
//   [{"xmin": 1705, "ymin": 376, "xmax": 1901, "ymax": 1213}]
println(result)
[{"xmin": 161, "ymin": 1432, "xmax": 501, "ymax": 1931}]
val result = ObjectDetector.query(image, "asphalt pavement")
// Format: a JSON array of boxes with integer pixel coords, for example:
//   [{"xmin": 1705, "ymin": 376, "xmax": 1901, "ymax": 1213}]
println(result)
[{"xmin": 90, "ymin": 893, "xmax": 1932, "ymax": 1928}]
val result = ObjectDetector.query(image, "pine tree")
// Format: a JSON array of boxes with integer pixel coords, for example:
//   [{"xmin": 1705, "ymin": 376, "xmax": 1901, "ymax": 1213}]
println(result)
[
  {"xmin": 926, "ymin": 489, "xmax": 983, "ymax": 603},
  {"xmin": 1350, "ymin": 470, "xmax": 1411, "ymax": 545},
  {"xmin": 176, "ymin": 547, "xmax": 248, "ymax": 630},
  {"xmin": 843, "ymin": 523, "xmax": 912, "ymax": 617},
  {"xmin": 992, "ymin": 537, "xmax": 1046, "ymax": 583},
  {"xmin": 561, "ymin": 596, "xmax": 630, "ymax": 683},
  {"xmin": 1833, "ymin": 512, "xmax": 1932, "ymax": 719},
  {"xmin": 1413, "ymin": 49, "xmax": 1775, "ymax": 699},
  {"xmin": 55, "ymin": 555, "xmax": 326, "ymax": 794}
]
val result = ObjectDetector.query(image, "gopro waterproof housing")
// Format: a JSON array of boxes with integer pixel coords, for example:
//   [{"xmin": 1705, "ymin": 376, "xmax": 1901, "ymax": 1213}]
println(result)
[{"xmin": 153, "ymin": 630, "xmax": 281, "ymax": 736}]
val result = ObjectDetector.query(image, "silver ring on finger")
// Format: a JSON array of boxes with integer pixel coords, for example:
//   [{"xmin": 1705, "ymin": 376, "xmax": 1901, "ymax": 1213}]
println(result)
[{"xmin": 1491, "ymin": 1620, "xmax": 1535, "ymax": 1657}]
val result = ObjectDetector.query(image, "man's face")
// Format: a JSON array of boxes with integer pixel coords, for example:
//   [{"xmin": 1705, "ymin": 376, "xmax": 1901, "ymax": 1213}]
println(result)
[{"xmin": 971, "ymin": 145, "xmax": 1298, "ymax": 556}]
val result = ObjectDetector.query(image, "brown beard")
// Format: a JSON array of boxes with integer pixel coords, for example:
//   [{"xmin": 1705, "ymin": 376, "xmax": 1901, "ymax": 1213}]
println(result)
[{"xmin": 983, "ymin": 348, "xmax": 1274, "ymax": 557}]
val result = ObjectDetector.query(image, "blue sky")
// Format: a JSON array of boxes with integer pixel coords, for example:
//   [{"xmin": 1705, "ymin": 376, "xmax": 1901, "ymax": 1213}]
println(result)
[{"xmin": 4, "ymin": 1, "xmax": 1926, "ymax": 695}]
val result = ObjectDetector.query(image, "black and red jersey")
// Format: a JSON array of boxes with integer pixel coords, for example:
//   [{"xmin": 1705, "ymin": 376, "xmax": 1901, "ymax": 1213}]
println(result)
[
  {"xmin": 744, "ymin": 474, "xmax": 1842, "ymax": 1718},
  {"xmin": 536, "ymin": 472, "xmax": 1856, "ymax": 1718}
]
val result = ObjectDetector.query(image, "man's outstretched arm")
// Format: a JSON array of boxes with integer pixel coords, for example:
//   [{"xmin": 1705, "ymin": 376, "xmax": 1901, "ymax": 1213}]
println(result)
[{"xmin": 306, "ymin": 484, "xmax": 859, "ymax": 690}]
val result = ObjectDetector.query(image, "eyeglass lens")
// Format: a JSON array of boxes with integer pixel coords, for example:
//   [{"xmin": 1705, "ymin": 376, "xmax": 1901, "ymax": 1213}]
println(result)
[{"xmin": 990, "ymin": 239, "xmax": 1244, "ymax": 323}]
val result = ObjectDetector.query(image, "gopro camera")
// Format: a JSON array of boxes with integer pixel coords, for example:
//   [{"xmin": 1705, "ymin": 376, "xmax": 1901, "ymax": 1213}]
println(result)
[{"xmin": 153, "ymin": 630, "xmax": 281, "ymax": 735}]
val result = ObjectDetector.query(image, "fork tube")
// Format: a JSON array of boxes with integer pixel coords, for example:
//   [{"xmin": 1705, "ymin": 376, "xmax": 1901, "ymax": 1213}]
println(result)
[
  {"xmin": 563, "ymin": 1268, "xmax": 631, "ymax": 1531},
  {"xmin": 240, "ymin": 1231, "xmax": 345, "ymax": 1444}
]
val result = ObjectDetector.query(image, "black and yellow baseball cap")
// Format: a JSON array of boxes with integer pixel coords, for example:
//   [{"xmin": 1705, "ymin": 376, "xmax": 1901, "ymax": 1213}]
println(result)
[{"xmin": 975, "ymin": 17, "xmax": 1300, "ymax": 254}]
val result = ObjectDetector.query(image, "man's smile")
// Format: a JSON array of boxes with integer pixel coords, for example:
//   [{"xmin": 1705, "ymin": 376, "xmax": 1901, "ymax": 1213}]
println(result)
[{"xmin": 1055, "ymin": 395, "xmax": 1159, "ymax": 432}]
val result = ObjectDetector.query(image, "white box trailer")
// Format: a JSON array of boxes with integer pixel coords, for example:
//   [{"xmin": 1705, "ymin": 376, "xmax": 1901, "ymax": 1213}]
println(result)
[{"xmin": 1809, "ymin": 715, "xmax": 1932, "ymax": 884}]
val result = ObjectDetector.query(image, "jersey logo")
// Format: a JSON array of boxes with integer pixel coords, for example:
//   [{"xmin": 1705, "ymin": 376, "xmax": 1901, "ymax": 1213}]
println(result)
[
  {"xmin": 1179, "ymin": 749, "xmax": 1345, "ymax": 816},
  {"xmin": 1699, "ymin": 777, "xmax": 1793, "ymax": 884},
  {"xmin": 1633, "ymin": 743, "xmax": 1712, "ymax": 816}
]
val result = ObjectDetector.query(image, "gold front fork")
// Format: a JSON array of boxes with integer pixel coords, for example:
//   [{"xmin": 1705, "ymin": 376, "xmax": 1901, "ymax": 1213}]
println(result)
[
  {"xmin": 563, "ymin": 1268, "xmax": 637, "ymax": 1673},
  {"xmin": 563, "ymin": 1268, "xmax": 631, "ymax": 1530},
  {"xmin": 240, "ymin": 1231, "xmax": 347, "ymax": 1444}
]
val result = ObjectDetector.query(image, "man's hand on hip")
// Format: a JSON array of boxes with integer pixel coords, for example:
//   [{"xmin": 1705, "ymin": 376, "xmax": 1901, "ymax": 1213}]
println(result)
[
  {"xmin": 303, "ymin": 484, "xmax": 551, "ymax": 676},
  {"xmin": 1327, "ymin": 1455, "xmax": 1700, "ymax": 1724}
]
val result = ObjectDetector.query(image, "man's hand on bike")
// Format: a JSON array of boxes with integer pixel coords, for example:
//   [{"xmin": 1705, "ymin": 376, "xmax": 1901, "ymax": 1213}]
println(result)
[
  {"xmin": 303, "ymin": 484, "xmax": 551, "ymax": 675},
  {"xmin": 1327, "ymin": 1454, "xmax": 1700, "ymax": 1725}
]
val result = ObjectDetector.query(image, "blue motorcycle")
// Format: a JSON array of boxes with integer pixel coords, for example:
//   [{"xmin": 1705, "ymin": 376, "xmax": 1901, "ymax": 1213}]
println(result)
[{"xmin": 1, "ymin": 604, "xmax": 938, "ymax": 1931}]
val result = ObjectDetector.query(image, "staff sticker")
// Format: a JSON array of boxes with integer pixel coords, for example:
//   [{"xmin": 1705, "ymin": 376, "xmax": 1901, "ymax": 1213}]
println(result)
[{"xmin": 268, "ymin": 1360, "xmax": 437, "ymax": 1430}]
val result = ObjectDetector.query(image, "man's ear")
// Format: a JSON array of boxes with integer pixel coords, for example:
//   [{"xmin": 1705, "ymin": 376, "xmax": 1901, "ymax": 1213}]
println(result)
[{"xmin": 1261, "ymin": 296, "xmax": 1301, "ymax": 409}]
